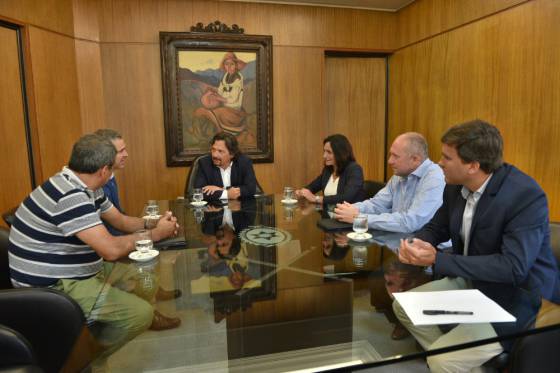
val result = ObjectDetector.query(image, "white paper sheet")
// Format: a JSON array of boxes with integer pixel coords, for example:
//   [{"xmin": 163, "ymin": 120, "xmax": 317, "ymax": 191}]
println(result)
[{"xmin": 393, "ymin": 289, "xmax": 516, "ymax": 325}]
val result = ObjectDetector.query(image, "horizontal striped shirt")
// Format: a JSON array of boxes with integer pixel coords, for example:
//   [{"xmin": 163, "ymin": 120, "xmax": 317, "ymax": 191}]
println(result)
[{"xmin": 8, "ymin": 166, "xmax": 112, "ymax": 287}]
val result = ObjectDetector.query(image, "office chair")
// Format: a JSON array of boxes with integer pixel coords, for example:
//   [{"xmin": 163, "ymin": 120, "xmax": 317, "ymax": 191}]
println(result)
[
  {"xmin": 0, "ymin": 227, "xmax": 89, "ymax": 373},
  {"xmin": 0, "ymin": 324, "xmax": 41, "ymax": 373},
  {"xmin": 184, "ymin": 154, "xmax": 209, "ymax": 199},
  {"xmin": 2, "ymin": 206, "xmax": 17, "ymax": 227},
  {"xmin": 0, "ymin": 288, "xmax": 86, "ymax": 373},
  {"xmin": 485, "ymin": 222, "xmax": 560, "ymax": 372},
  {"xmin": 363, "ymin": 180, "xmax": 385, "ymax": 199}
]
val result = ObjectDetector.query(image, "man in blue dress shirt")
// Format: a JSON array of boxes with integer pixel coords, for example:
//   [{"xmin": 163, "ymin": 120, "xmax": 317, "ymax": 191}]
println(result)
[
  {"xmin": 334, "ymin": 132, "xmax": 445, "ymax": 233},
  {"xmin": 334, "ymin": 132, "xmax": 446, "ymax": 340}
]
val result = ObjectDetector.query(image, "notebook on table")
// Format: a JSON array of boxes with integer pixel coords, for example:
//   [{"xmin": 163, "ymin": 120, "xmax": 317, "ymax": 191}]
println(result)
[
  {"xmin": 317, "ymin": 218, "xmax": 353, "ymax": 231},
  {"xmin": 154, "ymin": 235, "xmax": 186, "ymax": 249}
]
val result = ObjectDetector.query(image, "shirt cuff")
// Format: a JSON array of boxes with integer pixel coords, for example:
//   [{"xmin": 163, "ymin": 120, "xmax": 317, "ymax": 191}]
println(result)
[{"xmin": 220, "ymin": 189, "xmax": 228, "ymax": 200}]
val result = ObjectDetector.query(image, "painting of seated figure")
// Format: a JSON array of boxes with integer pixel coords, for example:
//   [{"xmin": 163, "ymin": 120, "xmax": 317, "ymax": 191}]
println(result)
[{"xmin": 160, "ymin": 32, "xmax": 273, "ymax": 166}]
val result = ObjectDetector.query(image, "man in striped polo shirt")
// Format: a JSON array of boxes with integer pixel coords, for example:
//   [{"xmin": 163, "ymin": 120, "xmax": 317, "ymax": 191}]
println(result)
[{"xmin": 8, "ymin": 134, "xmax": 180, "ymax": 355}]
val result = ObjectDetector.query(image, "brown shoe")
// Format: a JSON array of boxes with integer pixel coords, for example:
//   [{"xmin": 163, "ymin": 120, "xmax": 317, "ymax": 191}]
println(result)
[
  {"xmin": 155, "ymin": 287, "xmax": 182, "ymax": 301},
  {"xmin": 391, "ymin": 322, "xmax": 411, "ymax": 340},
  {"xmin": 149, "ymin": 310, "xmax": 181, "ymax": 331}
]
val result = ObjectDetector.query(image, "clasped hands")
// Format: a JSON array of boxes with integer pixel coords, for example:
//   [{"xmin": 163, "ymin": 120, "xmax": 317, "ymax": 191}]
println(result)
[
  {"xmin": 398, "ymin": 238, "xmax": 437, "ymax": 267},
  {"xmin": 154, "ymin": 211, "xmax": 180, "ymax": 238},
  {"xmin": 332, "ymin": 202, "xmax": 359, "ymax": 223},
  {"xmin": 202, "ymin": 185, "xmax": 241, "ymax": 199}
]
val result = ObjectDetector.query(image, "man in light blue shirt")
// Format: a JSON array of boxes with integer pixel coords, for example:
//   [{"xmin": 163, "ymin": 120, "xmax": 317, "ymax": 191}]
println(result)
[{"xmin": 334, "ymin": 132, "xmax": 445, "ymax": 233}]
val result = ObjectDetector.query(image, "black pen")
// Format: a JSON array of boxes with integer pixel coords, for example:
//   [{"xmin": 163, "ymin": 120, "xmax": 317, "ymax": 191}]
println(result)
[{"xmin": 423, "ymin": 310, "xmax": 474, "ymax": 315}]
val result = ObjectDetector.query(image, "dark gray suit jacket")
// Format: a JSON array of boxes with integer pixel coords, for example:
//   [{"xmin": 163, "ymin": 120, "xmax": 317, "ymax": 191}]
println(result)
[
  {"xmin": 194, "ymin": 154, "xmax": 257, "ymax": 201},
  {"xmin": 306, "ymin": 161, "xmax": 365, "ymax": 205}
]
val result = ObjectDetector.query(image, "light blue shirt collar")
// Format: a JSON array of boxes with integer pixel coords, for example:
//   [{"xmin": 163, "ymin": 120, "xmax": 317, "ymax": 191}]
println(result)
[{"xmin": 409, "ymin": 158, "xmax": 434, "ymax": 179}]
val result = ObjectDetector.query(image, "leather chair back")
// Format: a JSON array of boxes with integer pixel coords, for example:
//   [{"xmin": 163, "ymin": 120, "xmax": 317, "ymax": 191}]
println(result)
[
  {"xmin": 0, "ymin": 288, "xmax": 85, "ymax": 373},
  {"xmin": 184, "ymin": 154, "xmax": 209, "ymax": 199},
  {"xmin": 0, "ymin": 227, "xmax": 12, "ymax": 290},
  {"xmin": 0, "ymin": 324, "xmax": 37, "ymax": 368},
  {"xmin": 549, "ymin": 222, "xmax": 560, "ymax": 266},
  {"xmin": 364, "ymin": 180, "xmax": 385, "ymax": 199},
  {"xmin": 509, "ymin": 327, "xmax": 560, "ymax": 373},
  {"xmin": 2, "ymin": 206, "xmax": 17, "ymax": 227}
]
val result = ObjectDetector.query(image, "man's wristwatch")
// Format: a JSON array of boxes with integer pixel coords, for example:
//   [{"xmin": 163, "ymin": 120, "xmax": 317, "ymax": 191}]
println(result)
[{"xmin": 315, "ymin": 195, "xmax": 320, "ymax": 203}]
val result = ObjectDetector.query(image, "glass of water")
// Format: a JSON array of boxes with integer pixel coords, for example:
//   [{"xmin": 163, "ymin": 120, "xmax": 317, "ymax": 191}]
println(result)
[
  {"xmin": 194, "ymin": 208, "xmax": 204, "ymax": 224},
  {"xmin": 283, "ymin": 187, "xmax": 294, "ymax": 201},
  {"xmin": 352, "ymin": 214, "xmax": 368, "ymax": 239},
  {"xmin": 192, "ymin": 188, "xmax": 203, "ymax": 203},
  {"xmin": 145, "ymin": 200, "xmax": 159, "ymax": 217},
  {"xmin": 135, "ymin": 229, "xmax": 153, "ymax": 254},
  {"xmin": 352, "ymin": 246, "xmax": 367, "ymax": 268}
]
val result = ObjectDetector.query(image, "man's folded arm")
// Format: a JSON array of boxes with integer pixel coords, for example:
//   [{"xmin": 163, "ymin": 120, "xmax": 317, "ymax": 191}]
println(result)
[{"xmin": 238, "ymin": 158, "xmax": 257, "ymax": 197}]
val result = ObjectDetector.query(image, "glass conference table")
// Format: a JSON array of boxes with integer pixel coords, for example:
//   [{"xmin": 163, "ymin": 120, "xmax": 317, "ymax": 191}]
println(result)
[{"xmin": 88, "ymin": 195, "xmax": 560, "ymax": 372}]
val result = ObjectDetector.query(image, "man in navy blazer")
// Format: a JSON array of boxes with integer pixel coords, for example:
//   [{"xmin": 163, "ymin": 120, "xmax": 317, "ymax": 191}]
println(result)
[
  {"xmin": 194, "ymin": 132, "xmax": 257, "ymax": 202},
  {"xmin": 394, "ymin": 120, "xmax": 560, "ymax": 372}
]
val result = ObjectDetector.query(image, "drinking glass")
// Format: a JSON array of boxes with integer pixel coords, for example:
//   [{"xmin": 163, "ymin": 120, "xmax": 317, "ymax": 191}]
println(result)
[
  {"xmin": 145, "ymin": 200, "xmax": 159, "ymax": 217},
  {"xmin": 283, "ymin": 187, "xmax": 294, "ymax": 201},
  {"xmin": 192, "ymin": 188, "xmax": 203, "ymax": 203},
  {"xmin": 352, "ymin": 214, "xmax": 368, "ymax": 238},
  {"xmin": 352, "ymin": 246, "xmax": 367, "ymax": 268},
  {"xmin": 283, "ymin": 205, "xmax": 295, "ymax": 221},
  {"xmin": 194, "ymin": 208, "xmax": 204, "ymax": 224},
  {"xmin": 135, "ymin": 229, "xmax": 153, "ymax": 254}
]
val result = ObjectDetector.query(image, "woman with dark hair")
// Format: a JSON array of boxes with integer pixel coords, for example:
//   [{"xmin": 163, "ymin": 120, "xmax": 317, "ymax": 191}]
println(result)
[{"xmin": 296, "ymin": 134, "xmax": 365, "ymax": 205}]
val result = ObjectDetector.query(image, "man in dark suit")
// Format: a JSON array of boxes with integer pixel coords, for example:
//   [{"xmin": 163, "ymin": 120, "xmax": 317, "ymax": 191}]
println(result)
[
  {"xmin": 394, "ymin": 120, "xmax": 560, "ymax": 372},
  {"xmin": 194, "ymin": 132, "xmax": 257, "ymax": 202}
]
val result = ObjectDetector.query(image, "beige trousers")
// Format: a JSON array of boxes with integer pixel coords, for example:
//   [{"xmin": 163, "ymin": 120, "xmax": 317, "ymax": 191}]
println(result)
[{"xmin": 392, "ymin": 277, "xmax": 503, "ymax": 373}]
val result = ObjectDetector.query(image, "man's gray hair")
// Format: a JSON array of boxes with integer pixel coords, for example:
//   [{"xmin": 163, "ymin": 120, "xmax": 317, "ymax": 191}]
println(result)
[
  {"xmin": 403, "ymin": 132, "xmax": 428, "ymax": 160},
  {"xmin": 68, "ymin": 134, "xmax": 116, "ymax": 174},
  {"xmin": 94, "ymin": 128, "xmax": 122, "ymax": 142}
]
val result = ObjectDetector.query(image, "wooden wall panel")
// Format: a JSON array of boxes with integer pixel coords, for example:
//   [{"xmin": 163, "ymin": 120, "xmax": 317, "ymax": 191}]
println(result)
[
  {"xmin": 0, "ymin": 26, "xmax": 33, "ymax": 223},
  {"xmin": 325, "ymin": 57, "xmax": 386, "ymax": 182},
  {"xmin": 72, "ymin": 0, "xmax": 100, "ymax": 41},
  {"xmin": 101, "ymin": 43, "xmax": 187, "ymax": 214},
  {"xmin": 28, "ymin": 27, "xmax": 83, "ymax": 180},
  {"xmin": 265, "ymin": 46, "xmax": 325, "ymax": 193},
  {"xmin": 96, "ymin": 0, "xmax": 396, "ymax": 50},
  {"xmin": 389, "ymin": 0, "xmax": 560, "ymax": 220},
  {"xmin": 0, "ymin": 0, "xmax": 74, "ymax": 36},
  {"xmin": 75, "ymin": 40, "xmax": 106, "ymax": 133},
  {"xmin": 397, "ymin": 0, "xmax": 529, "ymax": 48}
]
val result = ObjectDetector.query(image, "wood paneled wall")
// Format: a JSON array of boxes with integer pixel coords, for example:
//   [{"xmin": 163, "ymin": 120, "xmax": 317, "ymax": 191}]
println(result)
[
  {"xmin": 27, "ymin": 26, "xmax": 83, "ymax": 178},
  {"xmin": 0, "ymin": 25, "xmax": 33, "ymax": 226},
  {"xmin": 0, "ymin": 0, "xmax": 75, "ymax": 36},
  {"xmin": 389, "ymin": 0, "xmax": 560, "ymax": 220},
  {"xmin": 396, "ymin": 0, "xmax": 529, "ymax": 48},
  {"xmin": 325, "ymin": 57, "xmax": 387, "ymax": 182},
  {"xmin": 0, "ymin": 0, "xmax": 82, "ymax": 192}
]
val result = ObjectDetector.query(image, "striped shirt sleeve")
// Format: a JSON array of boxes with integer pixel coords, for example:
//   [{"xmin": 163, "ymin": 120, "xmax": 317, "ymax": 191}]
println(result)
[{"xmin": 55, "ymin": 190, "xmax": 103, "ymax": 236}]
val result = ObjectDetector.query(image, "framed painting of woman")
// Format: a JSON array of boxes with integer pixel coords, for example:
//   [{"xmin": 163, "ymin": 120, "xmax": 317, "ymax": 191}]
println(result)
[{"xmin": 160, "ymin": 30, "xmax": 273, "ymax": 166}]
